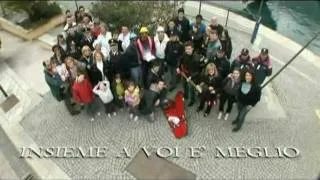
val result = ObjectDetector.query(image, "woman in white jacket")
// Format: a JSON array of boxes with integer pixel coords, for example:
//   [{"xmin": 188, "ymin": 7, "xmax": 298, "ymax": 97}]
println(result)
[
  {"xmin": 154, "ymin": 26, "xmax": 169, "ymax": 74},
  {"xmin": 93, "ymin": 80, "xmax": 117, "ymax": 118}
]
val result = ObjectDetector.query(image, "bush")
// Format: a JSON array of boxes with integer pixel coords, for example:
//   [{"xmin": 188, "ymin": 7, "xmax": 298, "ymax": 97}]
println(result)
[
  {"xmin": 90, "ymin": 1, "xmax": 177, "ymax": 34},
  {"xmin": 4, "ymin": 1, "xmax": 62, "ymax": 22}
]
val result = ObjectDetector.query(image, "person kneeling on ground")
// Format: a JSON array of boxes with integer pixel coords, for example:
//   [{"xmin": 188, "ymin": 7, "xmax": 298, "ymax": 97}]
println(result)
[
  {"xmin": 139, "ymin": 79, "xmax": 167, "ymax": 122},
  {"xmin": 93, "ymin": 80, "xmax": 116, "ymax": 118}
]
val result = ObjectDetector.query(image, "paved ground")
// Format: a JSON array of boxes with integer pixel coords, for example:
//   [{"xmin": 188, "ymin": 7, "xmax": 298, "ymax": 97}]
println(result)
[
  {"xmin": 1, "ymin": 1, "xmax": 320, "ymax": 179},
  {"xmin": 19, "ymin": 25, "xmax": 320, "ymax": 179}
]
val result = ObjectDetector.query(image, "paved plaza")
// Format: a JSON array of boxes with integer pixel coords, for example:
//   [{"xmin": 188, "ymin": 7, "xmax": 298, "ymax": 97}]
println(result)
[{"xmin": 1, "ymin": 1, "xmax": 320, "ymax": 179}]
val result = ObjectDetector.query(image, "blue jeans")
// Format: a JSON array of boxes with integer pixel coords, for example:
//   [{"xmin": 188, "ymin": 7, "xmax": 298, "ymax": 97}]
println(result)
[{"xmin": 130, "ymin": 66, "xmax": 142, "ymax": 87}]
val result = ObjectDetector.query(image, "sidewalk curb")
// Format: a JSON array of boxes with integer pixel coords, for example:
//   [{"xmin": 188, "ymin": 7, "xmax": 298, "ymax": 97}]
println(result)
[{"xmin": 0, "ymin": 62, "xmax": 71, "ymax": 180}]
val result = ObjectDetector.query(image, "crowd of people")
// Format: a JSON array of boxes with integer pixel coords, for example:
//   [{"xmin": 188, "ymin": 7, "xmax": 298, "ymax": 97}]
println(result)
[{"xmin": 43, "ymin": 6, "xmax": 272, "ymax": 132}]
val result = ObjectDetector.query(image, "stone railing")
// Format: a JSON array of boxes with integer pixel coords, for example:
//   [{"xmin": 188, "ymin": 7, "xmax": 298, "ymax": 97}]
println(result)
[{"xmin": 0, "ymin": 14, "xmax": 65, "ymax": 41}]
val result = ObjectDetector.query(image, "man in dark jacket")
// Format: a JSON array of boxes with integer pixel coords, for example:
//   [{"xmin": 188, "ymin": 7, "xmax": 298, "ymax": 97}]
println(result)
[
  {"xmin": 80, "ymin": 28, "xmax": 95, "ymax": 50},
  {"xmin": 164, "ymin": 30, "xmax": 184, "ymax": 91},
  {"xmin": 175, "ymin": 8, "xmax": 191, "ymax": 43},
  {"xmin": 146, "ymin": 61, "xmax": 162, "ymax": 89},
  {"xmin": 139, "ymin": 79, "xmax": 167, "ymax": 122},
  {"xmin": 177, "ymin": 41, "xmax": 202, "ymax": 107},
  {"xmin": 210, "ymin": 46, "xmax": 231, "ymax": 80},
  {"xmin": 108, "ymin": 38, "xmax": 128, "ymax": 80},
  {"xmin": 123, "ymin": 36, "xmax": 143, "ymax": 87},
  {"xmin": 231, "ymin": 48, "xmax": 254, "ymax": 74},
  {"xmin": 252, "ymin": 48, "xmax": 272, "ymax": 86}
]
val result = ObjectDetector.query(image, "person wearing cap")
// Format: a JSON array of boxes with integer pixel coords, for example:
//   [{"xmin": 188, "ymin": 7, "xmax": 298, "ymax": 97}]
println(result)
[
  {"xmin": 108, "ymin": 38, "xmax": 127, "ymax": 80},
  {"xmin": 177, "ymin": 41, "xmax": 203, "ymax": 107},
  {"xmin": 154, "ymin": 25, "xmax": 169, "ymax": 75},
  {"xmin": 210, "ymin": 46, "xmax": 231, "ymax": 81},
  {"xmin": 165, "ymin": 30, "xmax": 184, "ymax": 91},
  {"xmin": 190, "ymin": 14, "xmax": 206, "ymax": 54},
  {"xmin": 209, "ymin": 16, "xmax": 224, "ymax": 38},
  {"xmin": 231, "ymin": 48, "xmax": 254, "ymax": 74},
  {"xmin": 136, "ymin": 26, "xmax": 156, "ymax": 88},
  {"xmin": 220, "ymin": 29, "xmax": 233, "ymax": 60},
  {"xmin": 252, "ymin": 48, "xmax": 272, "ymax": 86},
  {"xmin": 174, "ymin": 8, "xmax": 191, "ymax": 43}
]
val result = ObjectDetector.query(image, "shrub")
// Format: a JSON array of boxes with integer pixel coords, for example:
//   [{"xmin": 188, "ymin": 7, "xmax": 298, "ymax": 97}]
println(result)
[
  {"xmin": 4, "ymin": 1, "xmax": 62, "ymax": 22},
  {"xmin": 90, "ymin": 1, "xmax": 178, "ymax": 35}
]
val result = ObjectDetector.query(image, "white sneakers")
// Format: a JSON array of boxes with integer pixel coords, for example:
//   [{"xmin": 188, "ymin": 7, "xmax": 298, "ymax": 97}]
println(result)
[
  {"xmin": 218, "ymin": 112, "xmax": 223, "ymax": 120},
  {"xmin": 90, "ymin": 118, "xmax": 95, "ymax": 122},
  {"xmin": 133, "ymin": 116, "xmax": 139, "ymax": 121},
  {"xmin": 218, "ymin": 112, "xmax": 229, "ymax": 120},
  {"xmin": 224, "ymin": 113, "xmax": 229, "ymax": 121},
  {"xmin": 129, "ymin": 113, "xmax": 134, "ymax": 120}
]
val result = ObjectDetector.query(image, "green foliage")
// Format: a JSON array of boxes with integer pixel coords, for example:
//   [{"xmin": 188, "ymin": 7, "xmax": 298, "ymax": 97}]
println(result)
[
  {"xmin": 90, "ymin": 1, "xmax": 177, "ymax": 34},
  {"xmin": 4, "ymin": 0, "xmax": 62, "ymax": 22}
]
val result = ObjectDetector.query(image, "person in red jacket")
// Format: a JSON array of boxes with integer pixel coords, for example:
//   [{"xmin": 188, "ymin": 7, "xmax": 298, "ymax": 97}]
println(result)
[{"xmin": 72, "ymin": 72, "xmax": 97, "ymax": 121}]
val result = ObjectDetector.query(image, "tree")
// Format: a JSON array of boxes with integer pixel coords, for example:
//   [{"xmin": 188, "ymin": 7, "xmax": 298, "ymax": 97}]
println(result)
[
  {"xmin": 3, "ymin": 0, "xmax": 62, "ymax": 22},
  {"xmin": 90, "ymin": 1, "xmax": 181, "ymax": 35}
]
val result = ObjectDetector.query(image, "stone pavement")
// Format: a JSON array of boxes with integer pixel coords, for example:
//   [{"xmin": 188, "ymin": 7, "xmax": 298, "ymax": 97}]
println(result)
[{"xmin": 1, "ymin": 1, "xmax": 320, "ymax": 179}]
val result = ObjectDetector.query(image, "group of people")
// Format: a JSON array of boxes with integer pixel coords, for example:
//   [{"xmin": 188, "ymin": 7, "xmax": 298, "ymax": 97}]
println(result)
[{"xmin": 43, "ymin": 6, "xmax": 272, "ymax": 132}]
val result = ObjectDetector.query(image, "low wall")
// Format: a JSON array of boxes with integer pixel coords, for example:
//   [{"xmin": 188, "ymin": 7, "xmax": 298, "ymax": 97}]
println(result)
[{"xmin": 0, "ymin": 15, "xmax": 65, "ymax": 41}]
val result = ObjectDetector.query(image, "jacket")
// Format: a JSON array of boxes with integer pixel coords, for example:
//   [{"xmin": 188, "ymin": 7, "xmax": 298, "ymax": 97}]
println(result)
[
  {"xmin": 231, "ymin": 56, "xmax": 254, "ymax": 73},
  {"xmin": 44, "ymin": 70, "xmax": 63, "ymax": 101},
  {"xmin": 89, "ymin": 61, "xmax": 110, "ymax": 87},
  {"xmin": 237, "ymin": 82, "xmax": 261, "ymax": 106},
  {"xmin": 175, "ymin": 17, "xmax": 191, "ymax": 42},
  {"xmin": 252, "ymin": 56, "xmax": 272, "ymax": 86},
  {"xmin": 123, "ymin": 40, "xmax": 140, "ymax": 68},
  {"xmin": 136, "ymin": 37, "xmax": 156, "ymax": 62},
  {"xmin": 154, "ymin": 34, "xmax": 169, "ymax": 59},
  {"xmin": 210, "ymin": 55, "xmax": 231, "ymax": 79},
  {"xmin": 139, "ymin": 83, "xmax": 161, "ymax": 115},
  {"xmin": 220, "ymin": 38, "xmax": 232, "ymax": 59},
  {"xmin": 72, "ymin": 77, "xmax": 94, "ymax": 104},
  {"xmin": 93, "ymin": 80, "xmax": 114, "ymax": 104},
  {"xmin": 222, "ymin": 77, "xmax": 241, "ymax": 96},
  {"xmin": 125, "ymin": 87, "xmax": 140, "ymax": 107},
  {"xmin": 178, "ymin": 53, "xmax": 203, "ymax": 82},
  {"xmin": 165, "ymin": 41, "xmax": 184, "ymax": 67},
  {"xmin": 199, "ymin": 74, "xmax": 221, "ymax": 93}
]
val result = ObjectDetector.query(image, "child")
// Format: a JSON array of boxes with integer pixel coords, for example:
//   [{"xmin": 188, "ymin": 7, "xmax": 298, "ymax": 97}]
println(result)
[
  {"xmin": 124, "ymin": 81, "xmax": 141, "ymax": 121},
  {"xmin": 113, "ymin": 73, "xmax": 125, "ymax": 109},
  {"xmin": 93, "ymin": 80, "xmax": 116, "ymax": 118}
]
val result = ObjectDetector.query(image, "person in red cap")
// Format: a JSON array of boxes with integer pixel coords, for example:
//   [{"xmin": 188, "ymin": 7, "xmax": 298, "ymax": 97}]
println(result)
[{"xmin": 252, "ymin": 48, "xmax": 272, "ymax": 86}]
